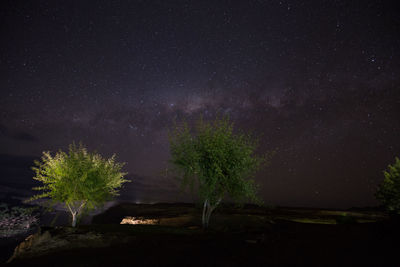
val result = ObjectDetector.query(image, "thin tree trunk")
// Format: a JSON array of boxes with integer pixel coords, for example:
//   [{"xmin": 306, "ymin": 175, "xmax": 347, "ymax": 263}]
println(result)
[
  {"xmin": 205, "ymin": 202, "xmax": 213, "ymax": 228},
  {"xmin": 202, "ymin": 198, "xmax": 222, "ymax": 229},
  {"xmin": 71, "ymin": 212, "xmax": 77, "ymax": 227},
  {"xmin": 67, "ymin": 203, "xmax": 77, "ymax": 227},
  {"xmin": 202, "ymin": 199, "xmax": 208, "ymax": 228},
  {"xmin": 66, "ymin": 201, "xmax": 86, "ymax": 227},
  {"xmin": 205, "ymin": 201, "xmax": 210, "ymax": 229}
]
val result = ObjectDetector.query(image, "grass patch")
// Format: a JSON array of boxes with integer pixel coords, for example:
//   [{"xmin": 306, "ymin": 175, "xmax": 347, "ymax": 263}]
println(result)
[
  {"xmin": 79, "ymin": 223, "xmax": 200, "ymax": 236},
  {"xmin": 283, "ymin": 217, "xmax": 337, "ymax": 224}
]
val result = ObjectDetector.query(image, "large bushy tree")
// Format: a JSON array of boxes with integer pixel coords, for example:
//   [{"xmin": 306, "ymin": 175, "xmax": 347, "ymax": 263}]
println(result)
[
  {"xmin": 376, "ymin": 157, "xmax": 400, "ymax": 214},
  {"xmin": 169, "ymin": 117, "xmax": 270, "ymax": 228},
  {"xmin": 28, "ymin": 143, "xmax": 129, "ymax": 227}
]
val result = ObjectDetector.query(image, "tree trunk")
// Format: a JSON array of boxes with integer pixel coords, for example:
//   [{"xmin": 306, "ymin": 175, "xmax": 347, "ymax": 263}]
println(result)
[
  {"xmin": 71, "ymin": 212, "xmax": 77, "ymax": 227},
  {"xmin": 202, "ymin": 198, "xmax": 221, "ymax": 229},
  {"xmin": 67, "ymin": 201, "xmax": 86, "ymax": 227},
  {"xmin": 202, "ymin": 199, "xmax": 208, "ymax": 228}
]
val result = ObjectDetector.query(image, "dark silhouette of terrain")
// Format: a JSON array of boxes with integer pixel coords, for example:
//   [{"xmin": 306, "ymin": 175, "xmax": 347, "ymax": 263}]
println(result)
[{"xmin": 2, "ymin": 203, "xmax": 399, "ymax": 266}]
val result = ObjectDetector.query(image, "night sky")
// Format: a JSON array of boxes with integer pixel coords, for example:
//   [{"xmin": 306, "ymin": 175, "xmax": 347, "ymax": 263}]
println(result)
[{"xmin": 1, "ymin": 1, "xmax": 399, "ymax": 208}]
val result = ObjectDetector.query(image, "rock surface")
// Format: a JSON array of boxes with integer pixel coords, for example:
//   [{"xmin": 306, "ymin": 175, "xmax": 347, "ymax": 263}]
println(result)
[
  {"xmin": 120, "ymin": 215, "xmax": 194, "ymax": 226},
  {"xmin": 120, "ymin": 216, "xmax": 159, "ymax": 225},
  {"xmin": 5, "ymin": 204, "xmax": 398, "ymax": 266},
  {"xmin": 7, "ymin": 227, "xmax": 108, "ymax": 263}
]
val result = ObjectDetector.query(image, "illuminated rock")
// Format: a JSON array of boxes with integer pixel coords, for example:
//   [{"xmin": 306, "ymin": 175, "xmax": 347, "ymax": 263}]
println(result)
[
  {"xmin": 120, "ymin": 215, "xmax": 195, "ymax": 226},
  {"xmin": 120, "ymin": 217, "xmax": 159, "ymax": 225}
]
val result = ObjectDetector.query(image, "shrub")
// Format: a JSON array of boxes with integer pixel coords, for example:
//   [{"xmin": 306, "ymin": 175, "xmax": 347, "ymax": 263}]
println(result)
[
  {"xmin": 335, "ymin": 212, "xmax": 357, "ymax": 224},
  {"xmin": 376, "ymin": 157, "xmax": 400, "ymax": 214},
  {"xmin": 27, "ymin": 143, "xmax": 129, "ymax": 227},
  {"xmin": 169, "ymin": 116, "xmax": 272, "ymax": 228}
]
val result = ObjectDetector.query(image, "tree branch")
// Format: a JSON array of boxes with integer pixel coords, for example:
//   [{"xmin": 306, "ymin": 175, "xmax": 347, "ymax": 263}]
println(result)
[
  {"xmin": 66, "ymin": 203, "xmax": 74, "ymax": 215},
  {"xmin": 77, "ymin": 200, "xmax": 86, "ymax": 214}
]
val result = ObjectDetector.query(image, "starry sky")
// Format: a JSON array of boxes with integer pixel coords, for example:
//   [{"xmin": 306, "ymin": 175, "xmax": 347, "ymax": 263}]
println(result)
[{"xmin": 1, "ymin": 0, "xmax": 399, "ymax": 208}]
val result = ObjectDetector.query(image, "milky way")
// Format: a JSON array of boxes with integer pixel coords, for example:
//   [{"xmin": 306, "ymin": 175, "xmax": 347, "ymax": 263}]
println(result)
[{"xmin": 1, "ymin": 1, "xmax": 399, "ymax": 208}]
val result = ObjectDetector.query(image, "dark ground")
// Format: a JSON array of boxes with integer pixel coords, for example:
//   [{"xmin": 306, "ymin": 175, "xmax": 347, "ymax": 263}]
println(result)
[{"xmin": 1, "ymin": 203, "xmax": 399, "ymax": 266}]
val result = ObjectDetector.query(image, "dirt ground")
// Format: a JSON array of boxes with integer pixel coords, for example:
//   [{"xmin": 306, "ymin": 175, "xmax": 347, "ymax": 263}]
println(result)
[{"xmin": 2, "ymin": 203, "xmax": 399, "ymax": 266}]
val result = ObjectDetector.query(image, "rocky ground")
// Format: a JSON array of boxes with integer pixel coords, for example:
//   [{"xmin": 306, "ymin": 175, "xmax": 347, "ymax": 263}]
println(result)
[{"xmin": 2, "ymin": 203, "xmax": 399, "ymax": 266}]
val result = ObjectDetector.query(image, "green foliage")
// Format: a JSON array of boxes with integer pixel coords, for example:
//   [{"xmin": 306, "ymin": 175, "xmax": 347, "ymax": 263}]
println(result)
[
  {"xmin": 335, "ymin": 212, "xmax": 358, "ymax": 224},
  {"xmin": 169, "ymin": 116, "xmax": 269, "ymax": 207},
  {"xmin": 376, "ymin": 157, "xmax": 400, "ymax": 214},
  {"xmin": 27, "ymin": 143, "xmax": 129, "ymax": 226}
]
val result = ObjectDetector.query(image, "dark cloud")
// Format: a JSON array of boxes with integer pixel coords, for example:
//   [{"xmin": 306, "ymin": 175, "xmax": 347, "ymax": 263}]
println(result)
[
  {"xmin": 0, "ymin": 123, "xmax": 38, "ymax": 142},
  {"xmin": 12, "ymin": 132, "xmax": 39, "ymax": 142},
  {"xmin": 0, "ymin": 154, "xmax": 37, "ymax": 194},
  {"xmin": 115, "ymin": 173, "xmax": 192, "ymax": 203}
]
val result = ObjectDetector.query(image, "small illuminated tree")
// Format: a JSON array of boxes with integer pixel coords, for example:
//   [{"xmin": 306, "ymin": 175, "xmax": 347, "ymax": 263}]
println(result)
[
  {"xmin": 376, "ymin": 157, "xmax": 400, "ymax": 214},
  {"xmin": 169, "ymin": 117, "xmax": 270, "ymax": 228},
  {"xmin": 28, "ymin": 143, "xmax": 129, "ymax": 227}
]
